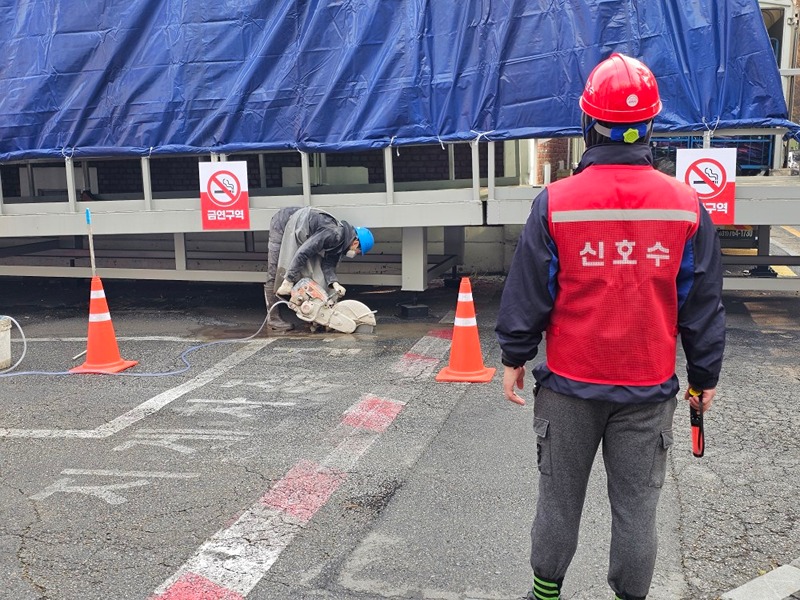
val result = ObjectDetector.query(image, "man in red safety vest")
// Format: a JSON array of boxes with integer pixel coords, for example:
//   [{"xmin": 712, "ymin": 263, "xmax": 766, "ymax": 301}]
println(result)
[{"xmin": 495, "ymin": 53, "xmax": 725, "ymax": 600}]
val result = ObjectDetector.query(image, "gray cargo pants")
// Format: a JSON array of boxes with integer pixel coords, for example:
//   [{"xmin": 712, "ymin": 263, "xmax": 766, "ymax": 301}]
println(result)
[
  {"xmin": 531, "ymin": 386, "xmax": 677, "ymax": 599},
  {"xmin": 265, "ymin": 206, "xmax": 301, "ymax": 295}
]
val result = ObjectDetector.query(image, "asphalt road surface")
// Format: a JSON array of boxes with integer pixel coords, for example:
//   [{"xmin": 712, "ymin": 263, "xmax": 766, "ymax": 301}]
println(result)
[{"xmin": 1, "ymin": 275, "xmax": 799, "ymax": 600}]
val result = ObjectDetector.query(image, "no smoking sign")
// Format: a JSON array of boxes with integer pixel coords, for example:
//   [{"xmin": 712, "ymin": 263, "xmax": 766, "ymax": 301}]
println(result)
[
  {"xmin": 676, "ymin": 148, "xmax": 736, "ymax": 225},
  {"xmin": 207, "ymin": 170, "xmax": 241, "ymax": 207},
  {"xmin": 199, "ymin": 161, "xmax": 251, "ymax": 230}
]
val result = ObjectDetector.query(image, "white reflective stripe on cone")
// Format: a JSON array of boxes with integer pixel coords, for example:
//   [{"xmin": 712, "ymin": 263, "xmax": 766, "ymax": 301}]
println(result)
[
  {"xmin": 90, "ymin": 290, "xmax": 106, "ymax": 299},
  {"xmin": 458, "ymin": 293, "xmax": 473, "ymax": 302},
  {"xmin": 453, "ymin": 317, "xmax": 477, "ymax": 327},
  {"xmin": 88, "ymin": 313, "xmax": 112, "ymax": 322}
]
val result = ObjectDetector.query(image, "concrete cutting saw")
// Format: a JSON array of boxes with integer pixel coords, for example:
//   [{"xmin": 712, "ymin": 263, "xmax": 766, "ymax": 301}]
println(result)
[{"xmin": 278, "ymin": 278, "xmax": 377, "ymax": 333}]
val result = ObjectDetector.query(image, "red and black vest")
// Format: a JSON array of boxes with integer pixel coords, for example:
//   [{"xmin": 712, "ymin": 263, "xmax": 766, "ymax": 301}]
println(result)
[{"xmin": 546, "ymin": 164, "xmax": 700, "ymax": 386}]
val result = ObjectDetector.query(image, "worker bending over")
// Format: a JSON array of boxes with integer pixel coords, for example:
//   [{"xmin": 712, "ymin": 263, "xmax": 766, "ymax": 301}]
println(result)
[{"xmin": 265, "ymin": 206, "xmax": 374, "ymax": 331}]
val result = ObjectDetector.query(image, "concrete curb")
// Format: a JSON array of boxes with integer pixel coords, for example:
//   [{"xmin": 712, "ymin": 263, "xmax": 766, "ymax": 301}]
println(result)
[{"xmin": 721, "ymin": 558, "xmax": 800, "ymax": 600}]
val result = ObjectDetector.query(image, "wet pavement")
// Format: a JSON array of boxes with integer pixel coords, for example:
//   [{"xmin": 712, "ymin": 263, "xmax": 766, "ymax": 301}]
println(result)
[{"xmin": 0, "ymin": 275, "xmax": 799, "ymax": 599}]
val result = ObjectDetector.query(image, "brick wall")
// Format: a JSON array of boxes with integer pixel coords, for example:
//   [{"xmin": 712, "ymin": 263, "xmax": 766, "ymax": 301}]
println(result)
[
  {"xmin": 81, "ymin": 143, "xmax": 505, "ymax": 194},
  {"xmin": 392, "ymin": 145, "xmax": 450, "ymax": 182},
  {"xmin": 326, "ymin": 150, "xmax": 385, "ymax": 183},
  {"xmin": 91, "ymin": 153, "xmax": 301, "ymax": 194},
  {"xmin": 393, "ymin": 142, "xmax": 503, "ymax": 182},
  {"xmin": 536, "ymin": 138, "xmax": 571, "ymax": 183},
  {"xmin": 95, "ymin": 160, "xmax": 144, "ymax": 194},
  {"xmin": 253, "ymin": 153, "xmax": 301, "ymax": 188},
  {"xmin": 150, "ymin": 156, "xmax": 204, "ymax": 193},
  {"xmin": 1, "ymin": 142, "xmax": 506, "ymax": 198}
]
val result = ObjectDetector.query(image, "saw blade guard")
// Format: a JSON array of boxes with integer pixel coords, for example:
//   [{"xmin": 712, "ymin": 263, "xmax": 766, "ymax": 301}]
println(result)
[
  {"xmin": 333, "ymin": 300, "xmax": 377, "ymax": 327},
  {"xmin": 286, "ymin": 278, "xmax": 377, "ymax": 333}
]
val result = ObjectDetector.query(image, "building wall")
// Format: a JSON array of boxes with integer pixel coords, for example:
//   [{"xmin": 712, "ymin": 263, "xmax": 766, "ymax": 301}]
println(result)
[{"xmin": 535, "ymin": 138, "xmax": 572, "ymax": 183}]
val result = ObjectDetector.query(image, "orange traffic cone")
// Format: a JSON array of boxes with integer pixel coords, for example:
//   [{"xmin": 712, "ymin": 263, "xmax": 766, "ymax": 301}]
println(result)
[
  {"xmin": 70, "ymin": 276, "xmax": 138, "ymax": 374},
  {"xmin": 436, "ymin": 277, "xmax": 495, "ymax": 383}
]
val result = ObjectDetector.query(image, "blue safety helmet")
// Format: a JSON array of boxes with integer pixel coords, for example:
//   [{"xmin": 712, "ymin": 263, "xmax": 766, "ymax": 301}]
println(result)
[{"xmin": 354, "ymin": 226, "xmax": 374, "ymax": 254}]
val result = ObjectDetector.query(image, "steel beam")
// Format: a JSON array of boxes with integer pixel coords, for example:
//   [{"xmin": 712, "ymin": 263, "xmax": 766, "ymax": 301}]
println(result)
[{"xmin": 0, "ymin": 239, "xmax": 60, "ymax": 258}]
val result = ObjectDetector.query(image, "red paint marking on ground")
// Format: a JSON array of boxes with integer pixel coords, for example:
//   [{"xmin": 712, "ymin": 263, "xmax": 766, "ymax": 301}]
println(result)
[
  {"xmin": 222, "ymin": 510, "xmax": 245, "ymax": 528},
  {"xmin": 394, "ymin": 353, "xmax": 440, "ymax": 377},
  {"xmin": 427, "ymin": 328, "xmax": 453, "ymax": 340},
  {"xmin": 151, "ymin": 572, "xmax": 244, "ymax": 600},
  {"xmin": 152, "ymin": 361, "xmax": 417, "ymax": 598},
  {"xmin": 341, "ymin": 396, "xmax": 404, "ymax": 432},
  {"xmin": 400, "ymin": 352, "xmax": 441, "ymax": 365},
  {"xmin": 259, "ymin": 459, "xmax": 345, "ymax": 523}
]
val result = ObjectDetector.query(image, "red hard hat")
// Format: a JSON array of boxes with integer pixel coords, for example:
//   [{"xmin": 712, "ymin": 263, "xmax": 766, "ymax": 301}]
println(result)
[{"xmin": 579, "ymin": 53, "xmax": 662, "ymax": 123}]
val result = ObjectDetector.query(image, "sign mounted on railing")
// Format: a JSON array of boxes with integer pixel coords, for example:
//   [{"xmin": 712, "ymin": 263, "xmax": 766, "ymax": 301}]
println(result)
[
  {"xmin": 199, "ymin": 161, "xmax": 251, "ymax": 230},
  {"xmin": 676, "ymin": 148, "xmax": 736, "ymax": 225}
]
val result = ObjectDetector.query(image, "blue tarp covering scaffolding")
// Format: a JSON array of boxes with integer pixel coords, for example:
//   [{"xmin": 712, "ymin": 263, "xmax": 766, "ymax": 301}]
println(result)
[{"xmin": 0, "ymin": 0, "xmax": 797, "ymax": 161}]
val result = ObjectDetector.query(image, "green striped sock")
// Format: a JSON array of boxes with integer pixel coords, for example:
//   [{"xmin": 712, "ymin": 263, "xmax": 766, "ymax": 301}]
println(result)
[{"xmin": 531, "ymin": 574, "xmax": 560, "ymax": 600}]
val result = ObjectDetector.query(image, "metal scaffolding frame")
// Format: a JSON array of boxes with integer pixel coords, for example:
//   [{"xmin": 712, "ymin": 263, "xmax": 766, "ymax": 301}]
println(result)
[
  {"xmin": 2, "ymin": 136, "xmax": 800, "ymax": 291},
  {"xmin": 0, "ymin": 144, "xmax": 490, "ymax": 290}
]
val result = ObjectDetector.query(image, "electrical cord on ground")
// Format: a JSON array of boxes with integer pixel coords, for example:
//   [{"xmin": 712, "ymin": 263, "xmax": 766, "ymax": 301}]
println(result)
[{"xmin": 0, "ymin": 291, "xmax": 290, "ymax": 378}]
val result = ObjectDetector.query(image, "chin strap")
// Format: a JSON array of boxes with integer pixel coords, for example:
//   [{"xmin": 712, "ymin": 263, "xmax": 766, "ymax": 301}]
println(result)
[{"xmin": 591, "ymin": 120, "xmax": 651, "ymax": 144}]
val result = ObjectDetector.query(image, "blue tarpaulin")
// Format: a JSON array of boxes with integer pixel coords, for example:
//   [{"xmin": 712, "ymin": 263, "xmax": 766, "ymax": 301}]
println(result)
[{"xmin": 0, "ymin": 0, "xmax": 796, "ymax": 161}]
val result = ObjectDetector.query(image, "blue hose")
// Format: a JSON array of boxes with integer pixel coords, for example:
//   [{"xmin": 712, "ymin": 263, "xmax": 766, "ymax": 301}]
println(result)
[{"xmin": 0, "ymin": 298, "xmax": 287, "ymax": 378}]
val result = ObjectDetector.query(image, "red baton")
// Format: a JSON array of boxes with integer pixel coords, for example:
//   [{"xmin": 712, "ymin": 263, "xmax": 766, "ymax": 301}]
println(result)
[{"xmin": 688, "ymin": 387, "xmax": 704, "ymax": 458}]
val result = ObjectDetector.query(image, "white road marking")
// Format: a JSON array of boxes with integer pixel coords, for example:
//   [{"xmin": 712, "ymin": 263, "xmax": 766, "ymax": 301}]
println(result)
[
  {"xmin": 284, "ymin": 348, "xmax": 362, "ymax": 356},
  {"xmin": 114, "ymin": 429, "xmax": 248, "ymax": 454},
  {"xmin": 31, "ymin": 470, "xmax": 199, "ymax": 505},
  {"xmin": 186, "ymin": 398, "xmax": 295, "ymax": 407},
  {"xmin": 0, "ymin": 429, "xmax": 106, "ymax": 439},
  {"xmin": 15, "ymin": 336, "xmax": 207, "ymax": 343},
  {"xmin": 61, "ymin": 469, "xmax": 199, "ymax": 478},
  {"xmin": 152, "ymin": 396, "xmax": 406, "ymax": 598},
  {"xmin": 392, "ymin": 332, "xmax": 451, "ymax": 378},
  {"xmin": 0, "ymin": 339, "xmax": 275, "ymax": 439},
  {"xmin": 30, "ymin": 478, "xmax": 150, "ymax": 505},
  {"xmin": 219, "ymin": 375, "xmax": 345, "ymax": 395}
]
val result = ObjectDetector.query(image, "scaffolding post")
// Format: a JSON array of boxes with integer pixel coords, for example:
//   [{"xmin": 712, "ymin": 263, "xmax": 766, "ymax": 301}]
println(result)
[
  {"xmin": 300, "ymin": 151, "xmax": 311, "ymax": 205},
  {"xmin": 448, "ymin": 144, "xmax": 455, "ymax": 181},
  {"xmin": 471, "ymin": 141, "xmax": 480, "ymax": 203},
  {"xmin": 529, "ymin": 140, "xmax": 539, "ymax": 186},
  {"xmin": 82, "ymin": 160, "xmax": 91, "ymax": 193},
  {"xmin": 65, "ymin": 156, "xmax": 78, "ymax": 212},
  {"xmin": 488, "ymin": 141, "xmax": 496, "ymax": 201},
  {"xmin": 141, "ymin": 157, "xmax": 153, "ymax": 210},
  {"xmin": 26, "ymin": 163, "xmax": 35, "ymax": 198},
  {"xmin": 384, "ymin": 146, "xmax": 395, "ymax": 204},
  {"xmin": 258, "ymin": 154, "xmax": 267, "ymax": 189}
]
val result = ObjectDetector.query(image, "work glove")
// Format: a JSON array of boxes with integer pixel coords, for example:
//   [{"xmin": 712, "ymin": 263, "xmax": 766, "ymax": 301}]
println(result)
[
  {"xmin": 276, "ymin": 279, "xmax": 294, "ymax": 297},
  {"xmin": 331, "ymin": 282, "xmax": 346, "ymax": 297}
]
